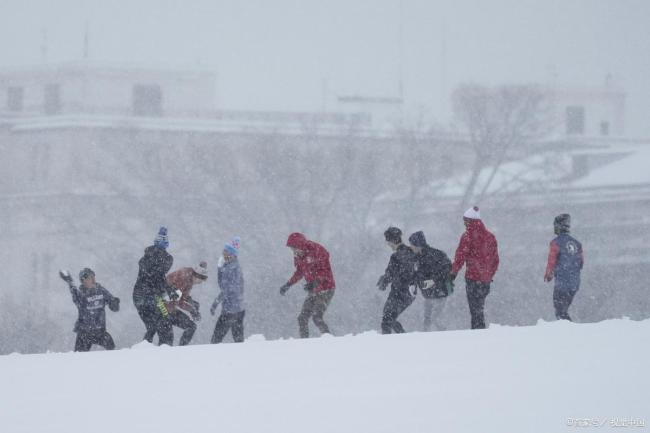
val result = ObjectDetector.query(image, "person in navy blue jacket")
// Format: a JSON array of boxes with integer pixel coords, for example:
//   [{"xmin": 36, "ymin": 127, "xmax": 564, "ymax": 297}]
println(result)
[
  {"xmin": 210, "ymin": 237, "xmax": 245, "ymax": 343},
  {"xmin": 60, "ymin": 268, "xmax": 120, "ymax": 352},
  {"xmin": 544, "ymin": 214, "xmax": 584, "ymax": 321}
]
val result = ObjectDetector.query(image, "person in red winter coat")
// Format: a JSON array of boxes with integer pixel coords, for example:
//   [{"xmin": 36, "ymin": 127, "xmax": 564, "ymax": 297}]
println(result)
[
  {"xmin": 279, "ymin": 232, "xmax": 336, "ymax": 338},
  {"xmin": 449, "ymin": 206, "xmax": 499, "ymax": 329}
]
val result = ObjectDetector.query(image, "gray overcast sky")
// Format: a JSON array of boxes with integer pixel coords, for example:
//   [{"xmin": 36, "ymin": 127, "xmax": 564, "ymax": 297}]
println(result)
[{"xmin": 1, "ymin": 0, "xmax": 649, "ymax": 135}]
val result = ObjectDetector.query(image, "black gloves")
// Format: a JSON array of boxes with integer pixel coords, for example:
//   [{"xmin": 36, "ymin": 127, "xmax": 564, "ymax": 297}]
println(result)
[
  {"xmin": 377, "ymin": 275, "xmax": 388, "ymax": 291},
  {"xmin": 279, "ymin": 283, "xmax": 291, "ymax": 295},
  {"xmin": 108, "ymin": 297, "xmax": 120, "ymax": 312},
  {"xmin": 191, "ymin": 309, "xmax": 201, "ymax": 322},
  {"xmin": 303, "ymin": 280, "xmax": 318, "ymax": 293},
  {"xmin": 448, "ymin": 273, "xmax": 457, "ymax": 282}
]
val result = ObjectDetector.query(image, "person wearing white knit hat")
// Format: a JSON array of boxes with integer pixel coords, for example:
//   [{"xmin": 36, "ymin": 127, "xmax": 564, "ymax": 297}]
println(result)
[
  {"xmin": 450, "ymin": 206, "xmax": 500, "ymax": 329},
  {"xmin": 463, "ymin": 206, "xmax": 481, "ymax": 220}
]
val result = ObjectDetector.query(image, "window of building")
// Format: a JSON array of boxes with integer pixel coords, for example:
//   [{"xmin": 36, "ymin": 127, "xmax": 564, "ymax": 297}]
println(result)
[
  {"xmin": 600, "ymin": 121, "xmax": 610, "ymax": 136},
  {"xmin": 44, "ymin": 84, "xmax": 61, "ymax": 115},
  {"xmin": 7, "ymin": 87, "xmax": 24, "ymax": 111},
  {"xmin": 565, "ymin": 106, "xmax": 585, "ymax": 135},
  {"xmin": 132, "ymin": 84, "xmax": 163, "ymax": 116}
]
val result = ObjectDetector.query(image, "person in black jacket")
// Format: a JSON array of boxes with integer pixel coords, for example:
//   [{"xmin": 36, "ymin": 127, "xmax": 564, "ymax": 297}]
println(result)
[
  {"xmin": 60, "ymin": 268, "xmax": 120, "ymax": 352},
  {"xmin": 377, "ymin": 227, "xmax": 417, "ymax": 334},
  {"xmin": 409, "ymin": 231, "xmax": 452, "ymax": 331},
  {"xmin": 132, "ymin": 226, "xmax": 175, "ymax": 345}
]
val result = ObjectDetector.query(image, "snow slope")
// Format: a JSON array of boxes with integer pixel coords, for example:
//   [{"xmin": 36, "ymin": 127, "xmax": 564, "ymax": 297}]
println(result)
[{"xmin": 1, "ymin": 319, "xmax": 647, "ymax": 433}]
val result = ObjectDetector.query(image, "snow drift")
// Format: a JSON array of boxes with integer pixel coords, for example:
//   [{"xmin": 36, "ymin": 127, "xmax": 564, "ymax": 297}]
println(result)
[{"xmin": 1, "ymin": 319, "xmax": 647, "ymax": 433}]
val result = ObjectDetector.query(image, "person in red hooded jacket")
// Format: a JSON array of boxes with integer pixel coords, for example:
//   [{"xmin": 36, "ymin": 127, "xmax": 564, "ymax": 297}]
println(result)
[
  {"xmin": 449, "ymin": 206, "xmax": 499, "ymax": 329},
  {"xmin": 280, "ymin": 233, "xmax": 336, "ymax": 338}
]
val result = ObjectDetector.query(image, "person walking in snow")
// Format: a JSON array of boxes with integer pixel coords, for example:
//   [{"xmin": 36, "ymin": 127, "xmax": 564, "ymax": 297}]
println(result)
[
  {"xmin": 210, "ymin": 237, "xmax": 245, "ymax": 343},
  {"xmin": 132, "ymin": 226, "xmax": 176, "ymax": 346},
  {"xmin": 408, "ymin": 231, "xmax": 452, "ymax": 331},
  {"xmin": 165, "ymin": 261, "xmax": 208, "ymax": 346},
  {"xmin": 60, "ymin": 268, "xmax": 120, "ymax": 352},
  {"xmin": 544, "ymin": 213, "xmax": 584, "ymax": 321},
  {"xmin": 449, "ymin": 207, "xmax": 499, "ymax": 330},
  {"xmin": 377, "ymin": 227, "xmax": 417, "ymax": 334},
  {"xmin": 279, "ymin": 233, "xmax": 336, "ymax": 338}
]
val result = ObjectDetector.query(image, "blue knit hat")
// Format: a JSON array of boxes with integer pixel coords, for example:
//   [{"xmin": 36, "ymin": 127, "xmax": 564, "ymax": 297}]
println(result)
[
  {"xmin": 154, "ymin": 226, "xmax": 169, "ymax": 249},
  {"xmin": 224, "ymin": 236, "xmax": 241, "ymax": 256}
]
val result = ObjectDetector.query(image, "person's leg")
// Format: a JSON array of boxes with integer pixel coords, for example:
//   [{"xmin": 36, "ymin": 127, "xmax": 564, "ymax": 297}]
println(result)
[
  {"xmin": 564, "ymin": 288, "xmax": 579, "ymax": 321},
  {"xmin": 99, "ymin": 331, "xmax": 116, "ymax": 350},
  {"xmin": 74, "ymin": 332, "xmax": 92, "ymax": 352},
  {"xmin": 466, "ymin": 280, "xmax": 490, "ymax": 329},
  {"xmin": 423, "ymin": 297, "xmax": 433, "ymax": 331},
  {"xmin": 138, "ymin": 305, "xmax": 157, "ymax": 343},
  {"xmin": 211, "ymin": 312, "xmax": 231, "ymax": 344},
  {"xmin": 231, "ymin": 310, "xmax": 246, "ymax": 343},
  {"xmin": 390, "ymin": 294, "xmax": 413, "ymax": 334},
  {"xmin": 171, "ymin": 310, "xmax": 197, "ymax": 346},
  {"xmin": 152, "ymin": 308, "xmax": 174, "ymax": 346},
  {"xmin": 553, "ymin": 287, "xmax": 575, "ymax": 321},
  {"xmin": 298, "ymin": 295, "xmax": 317, "ymax": 338},
  {"xmin": 311, "ymin": 290, "xmax": 334, "ymax": 335},
  {"xmin": 381, "ymin": 292, "xmax": 399, "ymax": 334},
  {"xmin": 430, "ymin": 297, "xmax": 448, "ymax": 331}
]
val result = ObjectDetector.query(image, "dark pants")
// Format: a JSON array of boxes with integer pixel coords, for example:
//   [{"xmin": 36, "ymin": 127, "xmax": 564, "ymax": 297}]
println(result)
[
  {"xmin": 136, "ymin": 302, "xmax": 173, "ymax": 346},
  {"xmin": 211, "ymin": 310, "xmax": 246, "ymax": 343},
  {"xmin": 553, "ymin": 287, "xmax": 578, "ymax": 321},
  {"xmin": 75, "ymin": 330, "xmax": 115, "ymax": 352},
  {"xmin": 298, "ymin": 290, "xmax": 334, "ymax": 338},
  {"xmin": 169, "ymin": 310, "xmax": 197, "ymax": 346},
  {"xmin": 381, "ymin": 289, "xmax": 414, "ymax": 334},
  {"xmin": 466, "ymin": 280, "xmax": 491, "ymax": 329}
]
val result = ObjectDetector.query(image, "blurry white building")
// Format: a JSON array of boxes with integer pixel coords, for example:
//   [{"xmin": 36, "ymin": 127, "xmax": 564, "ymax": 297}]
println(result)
[
  {"xmin": 547, "ymin": 76, "xmax": 626, "ymax": 138},
  {"xmin": 0, "ymin": 61, "xmax": 217, "ymax": 118}
]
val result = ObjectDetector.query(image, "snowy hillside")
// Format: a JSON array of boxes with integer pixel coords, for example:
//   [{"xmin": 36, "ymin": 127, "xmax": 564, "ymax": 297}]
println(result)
[{"xmin": 1, "ymin": 319, "xmax": 647, "ymax": 433}]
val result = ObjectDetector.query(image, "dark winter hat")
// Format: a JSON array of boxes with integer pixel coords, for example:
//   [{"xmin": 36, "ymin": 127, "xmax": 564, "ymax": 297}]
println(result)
[
  {"xmin": 79, "ymin": 267, "xmax": 95, "ymax": 280},
  {"xmin": 408, "ymin": 231, "xmax": 427, "ymax": 248},
  {"xmin": 154, "ymin": 226, "xmax": 169, "ymax": 249},
  {"xmin": 554, "ymin": 213, "xmax": 571, "ymax": 233},
  {"xmin": 384, "ymin": 226, "xmax": 402, "ymax": 244}
]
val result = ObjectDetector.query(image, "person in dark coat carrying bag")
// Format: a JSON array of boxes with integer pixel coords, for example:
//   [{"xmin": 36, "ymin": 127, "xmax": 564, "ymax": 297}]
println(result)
[
  {"xmin": 60, "ymin": 268, "xmax": 120, "ymax": 352},
  {"xmin": 544, "ymin": 213, "xmax": 584, "ymax": 321},
  {"xmin": 132, "ymin": 226, "xmax": 175, "ymax": 345},
  {"xmin": 377, "ymin": 227, "xmax": 417, "ymax": 334},
  {"xmin": 408, "ymin": 231, "xmax": 452, "ymax": 331}
]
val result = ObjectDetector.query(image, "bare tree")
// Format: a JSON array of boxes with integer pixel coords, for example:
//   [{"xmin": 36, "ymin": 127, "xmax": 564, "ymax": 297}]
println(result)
[{"xmin": 452, "ymin": 83, "xmax": 552, "ymax": 211}]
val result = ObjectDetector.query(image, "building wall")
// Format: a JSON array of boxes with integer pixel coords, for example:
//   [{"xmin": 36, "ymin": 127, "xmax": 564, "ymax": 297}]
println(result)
[
  {"xmin": 0, "ymin": 64, "xmax": 217, "ymax": 117},
  {"xmin": 548, "ymin": 85, "xmax": 626, "ymax": 137}
]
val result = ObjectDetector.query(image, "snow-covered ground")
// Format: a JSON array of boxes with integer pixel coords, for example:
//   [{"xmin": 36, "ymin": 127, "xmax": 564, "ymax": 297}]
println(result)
[{"xmin": 1, "ymin": 319, "xmax": 647, "ymax": 433}]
